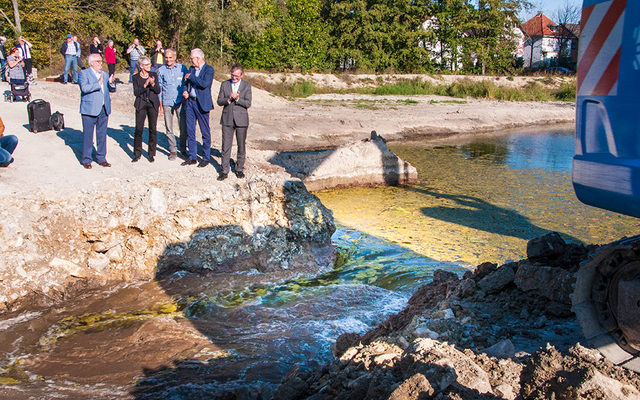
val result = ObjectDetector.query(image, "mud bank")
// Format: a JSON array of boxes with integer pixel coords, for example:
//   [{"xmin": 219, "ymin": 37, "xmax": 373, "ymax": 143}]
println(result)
[
  {"xmin": 0, "ymin": 167, "xmax": 336, "ymax": 313},
  {"xmin": 276, "ymin": 233, "xmax": 640, "ymax": 400}
]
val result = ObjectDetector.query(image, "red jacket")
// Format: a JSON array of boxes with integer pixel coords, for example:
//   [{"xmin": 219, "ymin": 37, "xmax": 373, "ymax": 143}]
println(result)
[{"xmin": 104, "ymin": 46, "xmax": 116, "ymax": 64}]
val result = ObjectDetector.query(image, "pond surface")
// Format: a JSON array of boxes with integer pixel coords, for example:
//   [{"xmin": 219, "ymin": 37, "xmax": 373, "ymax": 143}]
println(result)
[{"xmin": 316, "ymin": 126, "xmax": 640, "ymax": 265}]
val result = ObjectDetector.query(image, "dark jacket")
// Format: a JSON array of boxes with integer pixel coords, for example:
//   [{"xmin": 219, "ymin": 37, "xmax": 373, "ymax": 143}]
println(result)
[
  {"xmin": 185, "ymin": 63, "xmax": 214, "ymax": 112},
  {"xmin": 132, "ymin": 71, "xmax": 161, "ymax": 111},
  {"xmin": 217, "ymin": 79, "xmax": 252, "ymax": 127},
  {"xmin": 89, "ymin": 44, "xmax": 103, "ymax": 55},
  {"xmin": 60, "ymin": 41, "xmax": 79, "ymax": 56}
]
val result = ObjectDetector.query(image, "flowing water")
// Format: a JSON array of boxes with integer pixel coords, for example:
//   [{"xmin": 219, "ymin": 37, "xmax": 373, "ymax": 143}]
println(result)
[
  {"xmin": 0, "ymin": 228, "xmax": 465, "ymax": 399},
  {"xmin": 3, "ymin": 125, "xmax": 640, "ymax": 398}
]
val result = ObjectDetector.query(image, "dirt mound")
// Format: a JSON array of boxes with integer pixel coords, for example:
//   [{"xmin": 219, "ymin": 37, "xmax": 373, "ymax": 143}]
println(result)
[{"xmin": 275, "ymin": 233, "xmax": 640, "ymax": 399}]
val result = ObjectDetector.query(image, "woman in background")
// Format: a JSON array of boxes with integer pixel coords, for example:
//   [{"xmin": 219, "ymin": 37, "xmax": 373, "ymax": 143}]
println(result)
[
  {"xmin": 89, "ymin": 36, "xmax": 103, "ymax": 55},
  {"xmin": 132, "ymin": 56, "xmax": 160, "ymax": 163},
  {"xmin": 104, "ymin": 40, "xmax": 116, "ymax": 78},
  {"xmin": 6, "ymin": 47, "xmax": 25, "ymax": 84}
]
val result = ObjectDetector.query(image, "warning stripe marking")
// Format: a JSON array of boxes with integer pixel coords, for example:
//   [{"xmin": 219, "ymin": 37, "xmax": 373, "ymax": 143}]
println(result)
[
  {"xmin": 577, "ymin": 0, "xmax": 626, "ymax": 95},
  {"xmin": 591, "ymin": 47, "xmax": 621, "ymax": 95}
]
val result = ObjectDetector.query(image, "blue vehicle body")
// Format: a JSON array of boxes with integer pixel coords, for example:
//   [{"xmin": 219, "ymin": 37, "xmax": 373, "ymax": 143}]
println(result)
[{"xmin": 573, "ymin": 0, "xmax": 640, "ymax": 217}]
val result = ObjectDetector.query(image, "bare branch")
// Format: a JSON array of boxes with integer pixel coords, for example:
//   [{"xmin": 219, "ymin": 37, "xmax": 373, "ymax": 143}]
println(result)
[{"xmin": 0, "ymin": 8, "xmax": 17, "ymax": 31}]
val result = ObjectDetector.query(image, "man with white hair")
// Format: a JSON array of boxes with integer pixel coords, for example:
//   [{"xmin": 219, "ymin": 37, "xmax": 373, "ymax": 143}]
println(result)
[
  {"xmin": 157, "ymin": 48, "xmax": 188, "ymax": 160},
  {"xmin": 78, "ymin": 53, "xmax": 116, "ymax": 169},
  {"xmin": 181, "ymin": 48, "xmax": 214, "ymax": 167}
]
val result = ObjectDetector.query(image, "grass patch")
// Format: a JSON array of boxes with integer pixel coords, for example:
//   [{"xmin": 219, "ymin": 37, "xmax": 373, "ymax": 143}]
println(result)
[
  {"xmin": 429, "ymin": 99, "xmax": 467, "ymax": 104},
  {"xmin": 398, "ymin": 99, "xmax": 419, "ymax": 104},
  {"xmin": 249, "ymin": 74, "xmax": 576, "ymax": 102}
]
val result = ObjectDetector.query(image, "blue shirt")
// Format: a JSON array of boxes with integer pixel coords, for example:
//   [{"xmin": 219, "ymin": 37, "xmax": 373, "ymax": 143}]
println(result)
[{"xmin": 157, "ymin": 62, "xmax": 188, "ymax": 106}]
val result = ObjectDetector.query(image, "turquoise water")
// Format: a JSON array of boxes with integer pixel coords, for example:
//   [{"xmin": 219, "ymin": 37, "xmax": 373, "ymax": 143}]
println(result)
[{"xmin": 459, "ymin": 127, "xmax": 574, "ymax": 171}]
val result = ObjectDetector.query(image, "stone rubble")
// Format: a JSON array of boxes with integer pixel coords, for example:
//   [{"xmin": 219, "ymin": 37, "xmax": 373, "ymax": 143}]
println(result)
[{"xmin": 276, "ymin": 232, "xmax": 640, "ymax": 399}]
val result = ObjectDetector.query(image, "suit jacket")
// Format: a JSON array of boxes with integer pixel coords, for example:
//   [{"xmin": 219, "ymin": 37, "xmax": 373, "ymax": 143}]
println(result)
[
  {"xmin": 217, "ymin": 79, "xmax": 252, "ymax": 127},
  {"xmin": 79, "ymin": 68, "xmax": 116, "ymax": 116},
  {"xmin": 133, "ymin": 71, "xmax": 161, "ymax": 111},
  {"xmin": 185, "ymin": 63, "xmax": 214, "ymax": 112}
]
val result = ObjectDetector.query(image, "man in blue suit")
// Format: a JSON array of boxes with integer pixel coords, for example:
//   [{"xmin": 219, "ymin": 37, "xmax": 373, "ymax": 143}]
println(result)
[
  {"xmin": 79, "ymin": 53, "xmax": 116, "ymax": 169},
  {"xmin": 181, "ymin": 48, "xmax": 214, "ymax": 167}
]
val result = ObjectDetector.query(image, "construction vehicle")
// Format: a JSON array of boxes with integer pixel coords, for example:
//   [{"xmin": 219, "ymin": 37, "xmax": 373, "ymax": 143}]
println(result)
[{"xmin": 572, "ymin": 0, "xmax": 640, "ymax": 372}]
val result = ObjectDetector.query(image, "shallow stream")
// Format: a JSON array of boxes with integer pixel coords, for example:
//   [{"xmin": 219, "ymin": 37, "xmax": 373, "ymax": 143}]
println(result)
[{"xmin": 2, "ymin": 125, "xmax": 640, "ymax": 398}]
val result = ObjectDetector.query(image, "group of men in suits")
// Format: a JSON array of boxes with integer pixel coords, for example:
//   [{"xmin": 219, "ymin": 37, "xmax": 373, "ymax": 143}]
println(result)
[{"xmin": 79, "ymin": 47, "xmax": 252, "ymax": 181}]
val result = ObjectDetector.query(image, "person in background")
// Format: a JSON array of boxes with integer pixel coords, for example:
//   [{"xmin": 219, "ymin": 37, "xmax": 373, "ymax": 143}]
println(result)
[
  {"xmin": 7, "ymin": 47, "xmax": 25, "ymax": 85},
  {"xmin": 181, "ymin": 48, "xmax": 214, "ymax": 168},
  {"xmin": 126, "ymin": 38, "xmax": 145, "ymax": 83},
  {"xmin": 0, "ymin": 36, "xmax": 7, "ymax": 82},
  {"xmin": 90, "ymin": 37, "xmax": 103, "ymax": 55},
  {"xmin": 104, "ymin": 40, "xmax": 117, "ymax": 79},
  {"xmin": 131, "ymin": 56, "xmax": 160, "ymax": 163},
  {"xmin": 73, "ymin": 35, "xmax": 85, "ymax": 70},
  {"xmin": 60, "ymin": 34, "xmax": 79, "ymax": 84},
  {"xmin": 79, "ymin": 53, "xmax": 116, "ymax": 169},
  {"xmin": 216, "ymin": 63, "xmax": 252, "ymax": 180},
  {"xmin": 157, "ymin": 48, "xmax": 188, "ymax": 160},
  {"xmin": 0, "ymin": 116, "xmax": 18, "ymax": 167},
  {"xmin": 149, "ymin": 40, "xmax": 164, "ymax": 72},
  {"xmin": 16, "ymin": 36, "xmax": 32, "ymax": 83}
]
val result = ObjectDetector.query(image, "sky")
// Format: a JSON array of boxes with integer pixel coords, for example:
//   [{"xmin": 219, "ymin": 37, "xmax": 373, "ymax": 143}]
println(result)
[{"xmin": 519, "ymin": 0, "xmax": 583, "ymax": 23}]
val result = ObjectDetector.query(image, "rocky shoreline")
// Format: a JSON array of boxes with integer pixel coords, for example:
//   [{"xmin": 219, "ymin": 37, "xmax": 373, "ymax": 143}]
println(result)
[
  {"xmin": 275, "ymin": 233, "xmax": 640, "ymax": 399},
  {"xmin": 0, "ymin": 167, "xmax": 336, "ymax": 314}
]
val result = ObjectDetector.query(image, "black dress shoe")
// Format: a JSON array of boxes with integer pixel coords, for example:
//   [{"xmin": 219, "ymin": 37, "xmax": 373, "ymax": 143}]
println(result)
[
  {"xmin": 217, "ymin": 173, "xmax": 228, "ymax": 181},
  {"xmin": 181, "ymin": 159, "xmax": 197, "ymax": 166},
  {"xmin": 148, "ymin": 155, "xmax": 155, "ymax": 163},
  {"xmin": 131, "ymin": 156, "xmax": 140, "ymax": 163},
  {"xmin": 98, "ymin": 161, "xmax": 111, "ymax": 167},
  {"xmin": 82, "ymin": 163, "xmax": 92, "ymax": 169},
  {"xmin": 235, "ymin": 171, "xmax": 245, "ymax": 179},
  {"xmin": 197, "ymin": 160, "xmax": 208, "ymax": 168}
]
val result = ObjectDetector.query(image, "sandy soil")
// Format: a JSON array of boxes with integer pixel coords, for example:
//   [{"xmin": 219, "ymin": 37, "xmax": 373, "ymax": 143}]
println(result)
[{"xmin": 0, "ymin": 72, "xmax": 575, "ymax": 198}]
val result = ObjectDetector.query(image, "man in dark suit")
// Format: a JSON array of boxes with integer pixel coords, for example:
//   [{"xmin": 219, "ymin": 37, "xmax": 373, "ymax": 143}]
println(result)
[
  {"xmin": 216, "ymin": 63, "xmax": 252, "ymax": 180},
  {"xmin": 79, "ymin": 53, "xmax": 116, "ymax": 169},
  {"xmin": 181, "ymin": 48, "xmax": 214, "ymax": 167}
]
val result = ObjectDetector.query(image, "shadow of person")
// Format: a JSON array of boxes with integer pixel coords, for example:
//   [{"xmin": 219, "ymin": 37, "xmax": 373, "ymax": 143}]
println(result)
[
  {"xmin": 127, "ymin": 181, "xmax": 337, "ymax": 399},
  {"xmin": 109, "ymin": 124, "xmax": 174, "ymax": 159},
  {"xmin": 406, "ymin": 186, "xmax": 579, "ymax": 243},
  {"xmin": 56, "ymin": 128, "xmax": 84, "ymax": 162}
]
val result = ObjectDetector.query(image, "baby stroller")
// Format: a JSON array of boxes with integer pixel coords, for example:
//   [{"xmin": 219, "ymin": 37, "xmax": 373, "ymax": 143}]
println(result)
[{"xmin": 4, "ymin": 80, "xmax": 31, "ymax": 103}]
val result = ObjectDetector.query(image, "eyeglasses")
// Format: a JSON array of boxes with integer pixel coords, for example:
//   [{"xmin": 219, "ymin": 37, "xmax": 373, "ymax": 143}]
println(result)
[
  {"xmin": 231, "ymin": 73, "xmax": 242, "ymax": 78},
  {"xmin": 93, "ymin": 60, "xmax": 103, "ymax": 63},
  {"xmin": 141, "ymin": 63, "xmax": 151, "ymax": 66}
]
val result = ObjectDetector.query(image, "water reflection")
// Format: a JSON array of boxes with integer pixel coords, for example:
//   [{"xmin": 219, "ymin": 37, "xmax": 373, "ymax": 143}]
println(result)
[{"xmin": 459, "ymin": 128, "xmax": 574, "ymax": 171}]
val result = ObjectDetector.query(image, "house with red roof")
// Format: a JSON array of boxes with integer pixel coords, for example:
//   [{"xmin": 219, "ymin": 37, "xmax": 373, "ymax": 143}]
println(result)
[{"xmin": 520, "ymin": 13, "xmax": 579, "ymax": 70}]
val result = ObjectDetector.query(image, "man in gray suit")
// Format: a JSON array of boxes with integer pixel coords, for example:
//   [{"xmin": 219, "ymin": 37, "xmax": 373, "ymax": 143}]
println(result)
[
  {"xmin": 216, "ymin": 63, "xmax": 252, "ymax": 180},
  {"xmin": 79, "ymin": 53, "xmax": 116, "ymax": 169}
]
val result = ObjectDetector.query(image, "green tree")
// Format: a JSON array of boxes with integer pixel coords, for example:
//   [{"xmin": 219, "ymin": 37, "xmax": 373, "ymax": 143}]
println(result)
[{"xmin": 466, "ymin": 0, "xmax": 530, "ymax": 74}]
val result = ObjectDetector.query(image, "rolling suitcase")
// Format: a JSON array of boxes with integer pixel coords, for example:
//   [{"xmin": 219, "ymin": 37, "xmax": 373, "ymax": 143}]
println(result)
[{"xmin": 28, "ymin": 99, "xmax": 52, "ymax": 133}]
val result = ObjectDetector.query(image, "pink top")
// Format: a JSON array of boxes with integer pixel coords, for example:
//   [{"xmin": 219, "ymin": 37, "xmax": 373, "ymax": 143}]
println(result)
[{"xmin": 104, "ymin": 46, "xmax": 116, "ymax": 64}]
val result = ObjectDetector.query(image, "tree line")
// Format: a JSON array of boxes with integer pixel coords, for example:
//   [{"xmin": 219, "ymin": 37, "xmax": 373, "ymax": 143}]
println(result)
[{"xmin": 0, "ymin": 0, "xmax": 532, "ymax": 74}]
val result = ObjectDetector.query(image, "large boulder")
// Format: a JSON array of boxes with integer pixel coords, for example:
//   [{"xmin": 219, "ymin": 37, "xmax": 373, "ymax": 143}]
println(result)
[{"xmin": 269, "ymin": 131, "xmax": 418, "ymax": 191}]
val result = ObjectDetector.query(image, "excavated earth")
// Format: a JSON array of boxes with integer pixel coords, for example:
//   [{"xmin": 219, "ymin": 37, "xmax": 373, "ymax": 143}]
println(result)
[{"xmin": 275, "ymin": 233, "xmax": 640, "ymax": 400}]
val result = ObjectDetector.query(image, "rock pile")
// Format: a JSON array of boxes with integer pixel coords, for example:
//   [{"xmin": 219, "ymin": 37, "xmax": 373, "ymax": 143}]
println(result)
[{"xmin": 276, "ymin": 233, "xmax": 640, "ymax": 399}]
